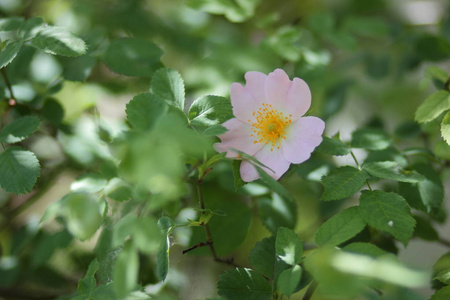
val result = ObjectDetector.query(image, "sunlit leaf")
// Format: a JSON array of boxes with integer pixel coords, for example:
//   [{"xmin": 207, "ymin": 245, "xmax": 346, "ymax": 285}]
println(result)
[
  {"xmin": 78, "ymin": 259, "xmax": 99, "ymax": 295},
  {"xmin": 71, "ymin": 173, "xmax": 107, "ymax": 193},
  {"xmin": 18, "ymin": 17, "xmax": 45, "ymax": 40},
  {"xmin": 31, "ymin": 26, "xmax": 86, "ymax": 57},
  {"xmin": 441, "ymin": 111, "xmax": 450, "ymax": 145},
  {"xmin": 258, "ymin": 193, "xmax": 296, "ymax": 234},
  {"xmin": 0, "ymin": 147, "xmax": 40, "ymax": 194},
  {"xmin": 415, "ymin": 91, "xmax": 450, "ymax": 123},
  {"xmin": 188, "ymin": 95, "xmax": 233, "ymax": 127},
  {"xmin": 0, "ymin": 116, "xmax": 40, "ymax": 143},
  {"xmin": 0, "ymin": 41, "xmax": 23, "ymax": 68},
  {"xmin": 276, "ymin": 227, "xmax": 302, "ymax": 266}
]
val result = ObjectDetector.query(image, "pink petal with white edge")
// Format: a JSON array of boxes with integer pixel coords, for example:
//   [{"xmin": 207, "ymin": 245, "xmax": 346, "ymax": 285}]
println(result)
[
  {"xmin": 281, "ymin": 116, "xmax": 325, "ymax": 164},
  {"xmin": 213, "ymin": 118, "xmax": 264, "ymax": 158},
  {"xmin": 244, "ymin": 71, "xmax": 267, "ymax": 104},
  {"xmin": 230, "ymin": 82, "xmax": 259, "ymax": 124},
  {"xmin": 240, "ymin": 145, "xmax": 291, "ymax": 182},
  {"xmin": 286, "ymin": 78, "xmax": 311, "ymax": 121},
  {"xmin": 265, "ymin": 69, "xmax": 292, "ymax": 112}
]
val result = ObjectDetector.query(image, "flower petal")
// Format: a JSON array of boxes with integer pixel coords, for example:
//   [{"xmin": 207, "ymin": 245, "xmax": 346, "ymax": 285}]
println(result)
[
  {"xmin": 230, "ymin": 82, "xmax": 259, "ymax": 123},
  {"xmin": 240, "ymin": 145, "xmax": 291, "ymax": 182},
  {"xmin": 286, "ymin": 77, "xmax": 311, "ymax": 120},
  {"xmin": 214, "ymin": 118, "xmax": 264, "ymax": 158},
  {"xmin": 244, "ymin": 71, "xmax": 267, "ymax": 103},
  {"xmin": 265, "ymin": 69, "xmax": 292, "ymax": 110},
  {"xmin": 281, "ymin": 116, "xmax": 325, "ymax": 164}
]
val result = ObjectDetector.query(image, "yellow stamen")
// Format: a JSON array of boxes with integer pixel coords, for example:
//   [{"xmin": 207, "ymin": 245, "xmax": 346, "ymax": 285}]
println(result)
[{"xmin": 250, "ymin": 103, "xmax": 292, "ymax": 151}]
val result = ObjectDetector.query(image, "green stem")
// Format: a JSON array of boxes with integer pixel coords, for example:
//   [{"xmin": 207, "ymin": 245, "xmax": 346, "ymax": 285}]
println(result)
[
  {"xmin": 350, "ymin": 150, "xmax": 373, "ymax": 190},
  {"xmin": 1, "ymin": 68, "xmax": 16, "ymax": 103}
]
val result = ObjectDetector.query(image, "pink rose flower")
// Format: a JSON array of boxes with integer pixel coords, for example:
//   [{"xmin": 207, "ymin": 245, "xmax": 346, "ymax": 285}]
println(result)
[{"xmin": 214, "ymin": 69, "xmax": 325, "ymax": 182}]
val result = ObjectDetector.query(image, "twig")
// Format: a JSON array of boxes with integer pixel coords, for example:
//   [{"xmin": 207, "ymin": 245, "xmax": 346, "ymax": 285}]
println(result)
[
  {"xmin": 437, "ymin": 237, "xmax": 450, "ymax": 248},
  {"xmin": 1, "ymin": 68, "xmax": 16, "ymax": 104},
  {"xmin": 302, "ymin": 281, "xmax": 318, "ymax": 300}
]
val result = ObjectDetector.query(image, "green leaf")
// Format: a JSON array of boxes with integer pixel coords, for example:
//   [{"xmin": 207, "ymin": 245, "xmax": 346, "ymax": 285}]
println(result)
[
  {"xmin": 441, "ymin": 111, "xmax": 450, "ymax": 145},
  {"xmin": 316, "ymin": 136, "xmax": 351, "ymax": 156},
  {"xmin": 320, "ymin": 166, "xmax": 369, "ymax": 201},
  {"xmin": 71, "ymin": 173, "xmax": 107, "ymax": 193},
  {"xmin": 275, "ymin": 265, "xmax": 302, "ymax": 297},
  {"xmin": 126, "ymin": 93, "xmax": 168, "ymax": 131},
  {"xmin": 425, "ymin": 66, "xmax": 448, "ymax": 89},
  {"xmin": 315, "ymin": 206, "xmax": 366, "ymax": 247},
  {"xmin": 258, "ymin": 193, "xmax": 296, "ymax": 235},
  {"xmin": 61, "ymin": 192, "xmax": 103, "ymax": 241},
  {"xmin": 188, "ymin": 95, "xmax": 233, "ymax": 127},
  {"xmin": 362, "ymin": 161, "xmax": 425, "ymax": 183},
  {"xmin": 359, "ymin": 190, "xmax": 415, "ymax": 246},
  {"xmin": 157, "ymin": 235, "xmax": 170, "ymax": 281},
  {"xmin": 104, "ymin": 178, "xmax": 132, "ymax": 202},
  {"xmin": 62, "ymin": 55, "xmax": 97, "ymax": 82},
  {"xmin": 18, "ymin": 17, "xmax": 45, "ymax": 40},
  {"xmin": 113, "ymin": 241, "xmax": 138, "ymax": 298},
  {"xmin": 343, "ymin": 242, "xmax": 393, "ymax": 258},
  {"xmin": 0, "ymin": 41, "xmax": 23, "ymax": 68},
  {"xmin": 414, "ymin": 215, "xmax": 439, "ymax": 241},
  {"xmin": 276, "ymin": 227, "xmax": 303, "ymax": 266},
  {"xmin": 0, "ymin": 116, "xmax": 40, "ymax": 143},
  {"xmin": 150, "ymin": 68, "xmax": 185, "ymax": 111},
  {"xmin": 156, "ymin": 217, "xmax": 173, "ymax": 281},
  {"xmin": 31, "ymin": 26, "xmax": 86, "ymax": 57},
  {"xmin": 430, "ymin": 285, "xmax": 450, "ymax": 300},
  {"xmin": 41, "ymin": 98, "xmax": 64, "ymax": 125},
  {"xmin": 415, "ymin": 91, "xmax": 450, "ymax": 123},
  {"xmin": 113, "ymin": 215, "xmax": 162, "ymax": 255},
  {"xmin": 102, "ymin": 38, "xmax": 162, "ymax": 77},
  {"xmin": 416, "ymin": 34, "xmax": 450, "ymax": 62},
  {"xmin": 0, "ymin": 147, "xmax": 40, "ymax": 194},
  {"xmin": 232, "ymin": 160, "xmax": 246, "ymax": 190},
  {"xmin": 249, "ymin": 236, "xmax": 276, "ymax": 279},
  {"xmin": 217, "ymin": 268, "xmax": 272, "ymax": 300},
  {"xmin": 187, "ymin": 0, "xmax": 261, "ymax": 22},
  {"xmin": 0, "ymin": 17, "xmax": 24, "ymax": 31},
  {"xmin": 78, "ymin": 259, "xmax": 99, "ymax": 295},
  {"xmin": 342, "ymin": 16, "xmax": 389, "ymax": 38},
  {"xmin": 350, "ymin": 127, "xmax": 391, "ymax": 150},
  {"xmin": 434, "ymin": 140, "xmax": 450, "ymax": 160},
  {"xmin": 433, "ymin": 253, "xmax": 450, "ymax": 285}
]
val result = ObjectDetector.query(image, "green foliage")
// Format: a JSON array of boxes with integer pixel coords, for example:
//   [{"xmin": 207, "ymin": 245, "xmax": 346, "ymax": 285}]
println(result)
[
  {"xmin": 315, "ymin": 206, "xmax": 366, "ymax": 247},
  {"xmin": 0, "ymin": 2, "xmax": 448, "ymax": 300},
  {"xmin": 102, "ymin": 38, "xmax": 162, "ymax": 77},
  {"xmin": 415, "ymin": 91, "xmax": 450, "ymax": 123},
  {"xmin": 350, "ymin": 128, "xmax": 391, "ymax": 150},
  {"xmin": 0, "ymin": 40, "xmax": 22, "ymax": 68},
  {"xmin": 359, "ymin": 190, "xmax": 415, "ymax": 246},
  {"xmin": 0, "ymin": 115, "xmax": 40, "ymax": 143},
  {"xmin": 188, "ymin": 95, "xmax": 233, "ymax": 128},
  {"xmin": 126, "ymin": 93, "xmax": 168, "ymax": 131},
  {"xmin": 321, "ymin": 166, "xmax": 369, "ymax": 201},
  {"xmin": 31, "ymin": 26, "xmax": 86, "ymax": 57},
  {"xmin": 0, "ymin": 146, "xmax": 40, "ymax": 194},
  {"xmin": 362, "ymin": 161, "xmax": 425, "ymax": 183},
  {"xmin": 217, "ymin": 268, "xmax": 272, "ymax": 300},
  {"xmin": 150, "ymin": 68, "xmax": 185, "ymax": 111}
]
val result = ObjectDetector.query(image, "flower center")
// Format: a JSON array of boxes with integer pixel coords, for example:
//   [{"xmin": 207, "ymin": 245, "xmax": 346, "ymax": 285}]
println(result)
[{"xmin": 249, "ymin": 103, "xmax": 292, "ymax": 151}]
